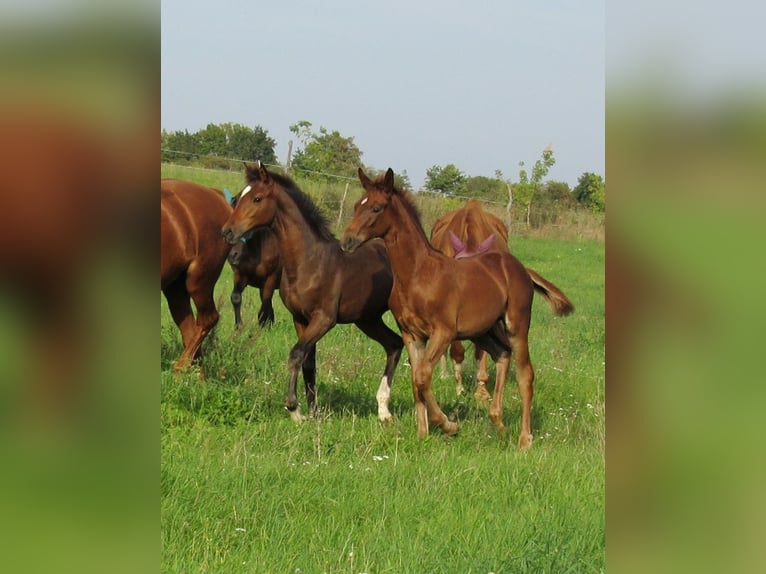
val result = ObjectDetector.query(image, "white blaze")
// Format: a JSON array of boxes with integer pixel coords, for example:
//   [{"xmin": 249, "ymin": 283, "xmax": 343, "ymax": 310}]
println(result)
[{"xmin": 240, "ymin": 184, "xmax": 252, "ymax": 197}]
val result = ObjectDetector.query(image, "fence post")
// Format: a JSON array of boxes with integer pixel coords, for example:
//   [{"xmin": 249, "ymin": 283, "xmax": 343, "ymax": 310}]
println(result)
[
  {"xmin": 337, "ymin": 182, "xmax": 350, "ymax": 227},
  {"xmin": 285, "ymin": 140, "xmax": 293, "ymax": 174}
]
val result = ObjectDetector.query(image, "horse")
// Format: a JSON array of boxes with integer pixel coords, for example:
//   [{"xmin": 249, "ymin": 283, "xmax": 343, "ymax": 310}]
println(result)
[
  {"xmin": 0, "ymin": 105, "xmax": 155, "ymax": 420},
  {"xmin": 227, "ymin": 221, "xmax": 282, "ymax": 329},
  {"xmin": 342, "ymin": 168, "xmax": 574, "ymax": 448},
  {"xmin": 221, "ymin": 162, "xmax": 403, "ymax": 422},
  {"xmin": 161, "ymin": 179, "xmax": 233, "ymax": 370},
  {"xmin": 430, "ymin": 199, "xmax": 511, "ymax": 400}
]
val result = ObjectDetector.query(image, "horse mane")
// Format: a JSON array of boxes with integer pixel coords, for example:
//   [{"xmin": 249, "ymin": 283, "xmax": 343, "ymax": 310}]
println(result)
[{"xmin": 267, "ymin": 170, "xmax": 336, "ymax": 242}]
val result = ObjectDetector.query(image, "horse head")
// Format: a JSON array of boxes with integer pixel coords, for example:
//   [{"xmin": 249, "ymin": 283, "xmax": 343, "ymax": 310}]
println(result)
[
  {"xmin": 221, "ymin": 161, "xmax": 279, "ymax": 244},
  {"xmin": 341, "ymin": 167, "xmax": 396, "ymax": 252}
]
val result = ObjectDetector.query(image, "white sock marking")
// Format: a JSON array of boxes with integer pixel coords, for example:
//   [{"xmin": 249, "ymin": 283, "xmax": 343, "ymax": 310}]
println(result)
[{"xmin": 376, "ymin": 376, "xmax": 391, "ymax": 421}]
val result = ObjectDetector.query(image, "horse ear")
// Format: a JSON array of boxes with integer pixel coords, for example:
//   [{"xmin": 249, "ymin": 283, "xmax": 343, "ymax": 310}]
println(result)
[
  {"xmin": 448, "ymin": 230, "xmax": 466, "ymax": 254},
  {"xmin": 257, "ymin": 161, "xmax": 271, "ymax": 183},
  {"xmin": 243, "ymin": 161, "xmax": 255, "ymax": 178},
  {"xmin": 477, "ymin": 233, "xmax": 496, "ymax": 254},
  {"xmin": 358, "ymin": 167, "xmax": 373, "ymax": 189},
  {"xmin": 383, "ymin": 168, "xmax": 395, "ymax": 191}
]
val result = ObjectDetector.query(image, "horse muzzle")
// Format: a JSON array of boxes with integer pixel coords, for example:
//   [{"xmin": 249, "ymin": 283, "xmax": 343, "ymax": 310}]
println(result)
[
  {"xmin": 340, "ymin": 235, "xmax": 362, "ymax": 253},
  {"xmin": 227, "ymin": 242, "xmax": 243, "ymax": 264},
  {"xmin": 221, "ymin": 225, "xmax": 241, "ymax": 245}
]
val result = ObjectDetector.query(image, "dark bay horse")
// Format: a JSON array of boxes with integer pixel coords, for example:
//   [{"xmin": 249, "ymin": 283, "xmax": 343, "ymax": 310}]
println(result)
[
  {"xmin": 342, "ymin": 168, "xmax": 574, "ymax": 448},
  {"xmin": 430, "ymin": 199, "xmax": 511, "ymax": 399},
  {"xmin": 161, "ymin": 179, "xmax": 232, "ymax": 370},
  {"xmin": 227, "ymin": 223, "xmax": 282, "ymax": 329},
  {"xmin": 221, "ymin": 162, "xmax": 403, "ymax": 422}
]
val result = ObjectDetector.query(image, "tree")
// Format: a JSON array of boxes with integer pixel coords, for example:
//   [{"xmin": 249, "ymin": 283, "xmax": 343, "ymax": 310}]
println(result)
[
  {"xmin": 573, "ymin": 172, "xmax": 605, "ymax": 211},
  {"xmin": 161, "ymin": 129, "xmax": 197, "ymax": 162},
  {"xmin": 514, "ymin": 146, "xmax": 556, "ymax": 226},
  {"xmin": 221, "ymin": 122, "xmax": 277, "ymax": 164},
  {"xmin": 196, "ymin": 123, "xmax": 227, "ymax": 156},
  {"xmin": 364, "ymin": 167, "xmax": 412, "ymax": 192},
  {"xmin": 290, "ymin": 122, "xmax": 364, "ymax": 180},
  {"xmin": 423, "ymin": 164, "xmax": 466, "ymax": 195},
  {"xmin": 539, "ymin": 180, "xmax": 575, "ymax": 208},
  {"xmin": 160, "ymin": 123, "xmax": 277, "ymax": 165},
  {"xmin": 461, "ymin": 175, "xmax": 507, "ymax": 203}
]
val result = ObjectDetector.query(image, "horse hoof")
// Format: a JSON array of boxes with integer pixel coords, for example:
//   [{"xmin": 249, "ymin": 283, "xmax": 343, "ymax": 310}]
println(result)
[
  {"xmin": 518, "ymin": 433, "xmax": 533, "ymax": 450},
  {"xmin": 443, "ymin": 420, "xmax": 459, "ymax": 435},
  {"xmin": 474, "ymin": 383, "xmax": 491, "ymax": 402},
  {"xmin": 286, "ymin": 407, "xmax": 305, "ymax": 422}
]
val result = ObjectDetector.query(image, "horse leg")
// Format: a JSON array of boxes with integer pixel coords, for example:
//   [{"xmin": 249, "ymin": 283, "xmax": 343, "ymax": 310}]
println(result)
[
  {"xmin": 162, "ymin": 278, "xmax": 197, "ymax": 370},
  {"xmin": 510, "ymin": 332, "xmax": 534, "ymax": 450},
  {"xmin": 185, "ymin": 262, "xmax": 220, "ymax": 368},
  {"xmin": 230, "ymin": 270, "xmax": 247, "ymax": 329},
  {"xmin": 417, "ymin": 332, "xmax": 458, "ymax": 437},
  {"xmin": 449, "ymin": 341, "xmax": 466, "ymax": 396},
  {"xmin": 487, "ymin": 352, "xmax": 511, "ymax": 435},
  {"xmin": 356, "ymin": 318, "xmax": 404, "ymax": 423},
  {"xmin": 474, "ymin": 348, "xmax": 492, "ymax": 402},
  {"xmin": 402, "ymin": 333, "xmax": 429, "ymax": 437},
  {"xmin": 438, "ymin": 354, "xmax": 448, "ymax": 379},
  {"xmin": 257, "ymin": 273, "xmax": 278, "ymax": 327},
  {"xmin": 474, "ymin": 328, "xmax": 514, "ymax": 437},
  {"xmin": 302, "ymin": 343, "xmax": 318, "ymax": 417},
  {"xmin": 285, "ymin": 315, "xmax": 333, "ymax": 421}
]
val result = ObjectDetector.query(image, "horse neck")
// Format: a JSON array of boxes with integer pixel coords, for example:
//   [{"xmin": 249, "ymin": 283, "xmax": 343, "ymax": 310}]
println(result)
[
  {"xmin": 382, "ymin": 195, "xmax": 437, "ymax": 280},
  {"xmin": 270, "ymin": 188, "xmax": 333, "ymax": 272}
]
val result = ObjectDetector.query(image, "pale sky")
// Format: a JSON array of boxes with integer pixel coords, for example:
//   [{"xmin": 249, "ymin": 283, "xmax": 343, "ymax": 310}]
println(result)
[{"xmin": 161, "ymin": 0, "xmax": 604, "ymax": 189}]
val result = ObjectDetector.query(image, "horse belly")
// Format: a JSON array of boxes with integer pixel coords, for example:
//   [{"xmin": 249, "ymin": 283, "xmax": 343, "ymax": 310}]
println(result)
[{"xmin": 452, "ymin": 274, "xmax": 507, "ymax": 338}]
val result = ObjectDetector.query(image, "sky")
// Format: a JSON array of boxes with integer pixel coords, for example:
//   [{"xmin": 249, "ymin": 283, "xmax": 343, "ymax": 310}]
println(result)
[{"xmin": 161, "ymin": 0, "xmax": 604, "ymax": 189}]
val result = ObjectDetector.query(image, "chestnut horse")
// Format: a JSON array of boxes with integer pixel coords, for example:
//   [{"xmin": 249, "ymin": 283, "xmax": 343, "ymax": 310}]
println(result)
[
  {"xmin": 430, "ymin": 199, "xmax": 511, "ymax": 399},
  {"xmin": 227, "ymin": 224, "xmax": 282, "ymax": 329},
  {"xmin": 161, "ymin": 179, "xmax": 232, "ymax": 370},
  {"xmin": 342, "ymin": 168, "xmax": 574, "ymax": 448},
  {"xmin": 221, "ymin": 162, "xmax": 403, "ymax": 422}
]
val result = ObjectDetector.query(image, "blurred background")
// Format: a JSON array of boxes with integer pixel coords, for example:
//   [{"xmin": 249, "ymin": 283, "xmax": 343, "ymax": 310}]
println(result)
[
  {"xmin": 607, "ymin": 1, "xmax": 765, "ymax": 573},
  {"xmin": 0, "ymin": 2, "xmax": 157, "ymax": 572},
  {"xmin": 1, "ymin": 0, "xmax": 763, "ymax": 571}
]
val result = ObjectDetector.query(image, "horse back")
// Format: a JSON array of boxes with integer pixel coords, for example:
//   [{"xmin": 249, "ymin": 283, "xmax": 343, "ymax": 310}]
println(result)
[
  {"xmin": 391, "ymin": 249, "xmax": 532, "ymax": 340},
  {"xmin": 431, "ymin": 200, "xmax": 509, "ymax": 256}
]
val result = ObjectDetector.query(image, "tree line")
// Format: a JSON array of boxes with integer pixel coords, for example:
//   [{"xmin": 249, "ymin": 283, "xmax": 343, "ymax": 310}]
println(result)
[{"xmin": 161, "ymin": 120, "xmax": 605, "ymax": 221}]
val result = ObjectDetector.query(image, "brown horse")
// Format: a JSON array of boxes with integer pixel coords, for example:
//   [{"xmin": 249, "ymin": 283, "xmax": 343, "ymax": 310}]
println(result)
[
  {"xmin": 161, "ymin": 179, "xmax": 232, "ymax": 370},
  {"xmin": 221, "ymin": 162, "xmax": 403, "ymax": 422},
  {"xmin": 342, "ymin": 168, "xmax": 574, "ymax": 448},
  {"xmin": 430, "ymin": 199, "xmax": 511, "ymax": 399},
  {"xmin": 227, "ymin": 224, "xmax": 282, "ymax": 329}
]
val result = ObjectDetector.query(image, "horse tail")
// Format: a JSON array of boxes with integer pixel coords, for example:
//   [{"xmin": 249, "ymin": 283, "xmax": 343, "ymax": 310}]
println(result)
[{"xmin": 526, "ymin": 268, "xmax": 575, "ymax": 317}]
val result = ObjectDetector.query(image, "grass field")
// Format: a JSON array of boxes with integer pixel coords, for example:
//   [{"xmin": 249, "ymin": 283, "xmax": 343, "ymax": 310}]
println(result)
[{"xmin": 161, "ymin": 166, "xmax": 605, "ymax": 572}]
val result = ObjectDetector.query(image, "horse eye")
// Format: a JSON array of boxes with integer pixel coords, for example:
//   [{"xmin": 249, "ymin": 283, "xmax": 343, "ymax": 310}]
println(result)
[
  {"xmin": 372, "ymin": 205, "xmax": 382, "ymax": 213},
  {"xmin": 253, "ymin": 196, "xmax": 262, "ymax": 203}
]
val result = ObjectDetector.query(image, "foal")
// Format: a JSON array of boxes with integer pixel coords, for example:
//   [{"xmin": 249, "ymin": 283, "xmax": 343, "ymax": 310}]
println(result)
[
  {"xmin": 430, "ymin": 199, "xmax": 512, "ymax": 399},
  {"xmin": 227, "ymin": 226, "xmax": 282, "ymax": 329},
  {"xmin": 342, "ymin": 168, "xmax": 573, "ymax": 448},
  {"xmin": 222, "ymin": 163, "xmax": 403, "ymax": 422}
]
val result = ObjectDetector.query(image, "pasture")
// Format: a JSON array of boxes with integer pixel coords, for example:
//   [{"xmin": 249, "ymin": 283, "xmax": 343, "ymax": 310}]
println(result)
[{"xmin": 161, "ymin": 164, "xmax": 605, "ymax": 572}]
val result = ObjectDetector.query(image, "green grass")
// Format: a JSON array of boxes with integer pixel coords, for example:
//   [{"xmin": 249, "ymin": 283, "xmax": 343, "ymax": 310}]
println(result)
[{"xmin": 161, "ymin": 168, "xmax": 604, "ymax": 572}]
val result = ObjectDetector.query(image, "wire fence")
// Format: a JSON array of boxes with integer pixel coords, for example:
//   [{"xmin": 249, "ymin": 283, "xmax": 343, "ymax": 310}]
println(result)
[{"xmin": 161, "ymin": 156, "xmax": 605, "ymax": 242}]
